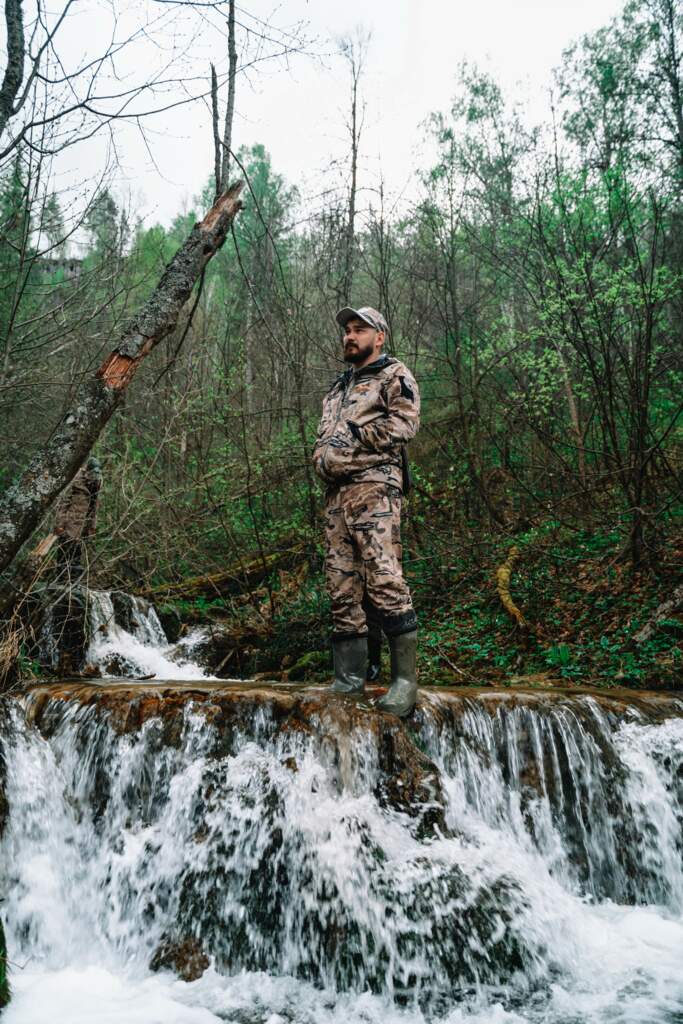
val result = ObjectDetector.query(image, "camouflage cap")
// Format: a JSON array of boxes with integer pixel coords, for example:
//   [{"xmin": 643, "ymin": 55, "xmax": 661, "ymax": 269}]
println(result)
[{"xmin": 336, "ymin": 306, "xmax": 389, "ymax": 335}]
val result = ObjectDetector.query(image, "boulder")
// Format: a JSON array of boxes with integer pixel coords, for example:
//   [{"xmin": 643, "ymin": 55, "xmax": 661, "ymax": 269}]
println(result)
[
  {"xmin": 150, "ymin": 936, "xmax": 209, "ymax": 982},
  {"xmin": 156, "ymin": 604, "xmax": 183, "ymax": 643},
  {"xmin": 170, "ymin": 623, "xmax": 264, "ymax": 677},
  {"xmin": 35, "ymin": 583, "xmax": 90, "ymax": 674}
]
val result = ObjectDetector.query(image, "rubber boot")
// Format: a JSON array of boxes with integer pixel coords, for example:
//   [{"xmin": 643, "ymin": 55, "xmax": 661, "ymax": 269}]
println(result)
[
  {"xmin": 377, "ymin": 630, "xmax": 417, "ymax": 716},
  {"xmin": 330, "ymin": 635, "xmax": 367, "ymax": 694},
  {"xmin": 366, "ymin": 620, "xmax": 383, "ymax": 682}
]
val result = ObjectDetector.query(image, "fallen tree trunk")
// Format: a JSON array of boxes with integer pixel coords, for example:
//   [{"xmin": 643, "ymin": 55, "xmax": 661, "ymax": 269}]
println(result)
[
  {"xmin": 632, "ymin": 582, "xmax": 683, "ymax": 644},
  {"xmin": 495, "ymin": 545, "xmax": 528, "ymax": 629},
  {"xmin": 141, "ymin": 544, "xmax": 304, "ymax": 602},
  {"xmin": 0, "ymin": 182, "xmax": 244, "ymax": 577}
]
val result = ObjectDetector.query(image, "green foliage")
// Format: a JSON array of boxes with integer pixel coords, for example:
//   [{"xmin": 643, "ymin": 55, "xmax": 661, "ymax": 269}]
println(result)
[{"xmin": 85, "ymin": 189, "xmax": 127, "ymax": 258}]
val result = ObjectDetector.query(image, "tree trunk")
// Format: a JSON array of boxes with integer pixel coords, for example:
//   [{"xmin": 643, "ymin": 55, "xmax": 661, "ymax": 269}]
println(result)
[
  {"xmin": 140, "ymin": 543, "xmax": 303, "ymax": 602},
  {"xmin": 632, "ymin": 582, "xmax": 683, "ymax": 644},
  {"xmin": 0, "ymin": 182, "xmax": 244, "ymax": 575},
  {"xmin": 495, "ymin": 546, "xmax": 528, "ymax": 629},
  {"xmin": 219, "ymin": 0, "xmax": 237, "ymax": 191},
  {"xmin": 342, "ymin": 63, "xmax": 359, "ymax": 301},
  {"xmin": 557, "ymin": 347, "xmax": 587, "ymax": 488},
  {"xmin": 337, "ymin": 31, "xmax": 367, "ymax": 304},
  {"xmin": 0, "ymin": 0, "xmax": 25, "ymax": 139}
]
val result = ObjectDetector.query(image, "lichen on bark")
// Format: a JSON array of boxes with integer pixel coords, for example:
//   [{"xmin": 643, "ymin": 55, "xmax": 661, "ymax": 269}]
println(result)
[{"xmin": 0, "ymin": 182, "xmax": 243, "ymax": 576}]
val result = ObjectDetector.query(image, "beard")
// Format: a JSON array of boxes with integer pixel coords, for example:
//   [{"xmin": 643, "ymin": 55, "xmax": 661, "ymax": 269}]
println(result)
[{"xmin": 343, "ymin": 340, "xmax": 375, "ymax": 364}]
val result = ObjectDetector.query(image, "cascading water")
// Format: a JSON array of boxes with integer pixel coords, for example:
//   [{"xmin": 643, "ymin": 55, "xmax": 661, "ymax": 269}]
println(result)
[
  {"xmin": 85, "ymin": 590, "xmax": 216, "ymax": 681},
  {"xmin": 1, "ymin": 686, "xmax": 683, "ymax": 1023}
]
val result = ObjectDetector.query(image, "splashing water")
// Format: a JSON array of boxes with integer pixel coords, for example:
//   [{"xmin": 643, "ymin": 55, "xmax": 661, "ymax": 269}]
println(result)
[
  {"xmin": 86, "ymin": 590, "xmax": 216, "ymax": 680},
  {"xmin": 1, "ymin": 688, "xmax": 683, "ymax": 1023}
]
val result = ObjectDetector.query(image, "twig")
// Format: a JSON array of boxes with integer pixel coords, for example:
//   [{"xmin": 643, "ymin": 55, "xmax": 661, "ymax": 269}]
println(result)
[
  {"xmin": 152, "ymin": 268, "xmax": 206, "ymax": 387},
  {"xmin": 210, "ymin": 63, "xmax": 221, "ymax": 200},
  {"xmin": 435, "ymin": 643, "xmax": 477, "ymax": 683}
]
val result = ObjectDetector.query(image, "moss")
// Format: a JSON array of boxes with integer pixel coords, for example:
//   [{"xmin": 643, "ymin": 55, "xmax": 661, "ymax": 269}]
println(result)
[{"xmin": 288, "ymin": 649, "xmax": 329, "ymax": 681}]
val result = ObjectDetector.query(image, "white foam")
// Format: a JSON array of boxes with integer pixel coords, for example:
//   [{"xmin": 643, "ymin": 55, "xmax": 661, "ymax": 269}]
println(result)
[
  {"xmin": 2, "ymin": 697, "xmax": 683, "ymax": 1022},
  {"xmin": 86, "ymin": 591, "xmax": 216, "ymax": 680}
]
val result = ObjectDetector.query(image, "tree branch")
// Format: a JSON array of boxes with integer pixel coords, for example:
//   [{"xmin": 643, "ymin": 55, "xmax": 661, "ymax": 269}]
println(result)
[
  {"xmin": 0, "ymin": 182, "xmax": 244, "ymax": 574},
  {"xmin": 219, "ymin": 0, "xmax": 237, "ymax": 190},
  {"xmin": 0, "ymin": 0, "xmax": 25, "ymax": 138},
  {"xmin": 211, "ymin": 63, "xmax": 221, "ymax": 199}
]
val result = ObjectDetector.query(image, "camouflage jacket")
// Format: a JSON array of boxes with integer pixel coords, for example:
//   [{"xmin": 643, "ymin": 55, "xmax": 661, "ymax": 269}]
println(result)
[
  {"xmin": 312, "ymin": 354, "xmax": 420, "ymax": 490},
  {"xmin": 54, "ymin": 466, "xmax": 101, "ymax": 541}
]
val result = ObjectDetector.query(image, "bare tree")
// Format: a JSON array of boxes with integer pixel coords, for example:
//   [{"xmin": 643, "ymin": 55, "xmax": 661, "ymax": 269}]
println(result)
[{"xmin": 337, "ymin": 28, "xmax": 369, "ymax": 304}]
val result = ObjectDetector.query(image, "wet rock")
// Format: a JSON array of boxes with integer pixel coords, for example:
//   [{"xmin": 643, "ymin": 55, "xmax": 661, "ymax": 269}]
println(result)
[
  {"xmin": 0, "ymin": 913, "xmax": 8, "ymax": 1009},
  {"xmin": 19, "ymin": 680, "xmax": 683, "ymax": 923},
  {"xmin": 97, "ymin": 652, "xmax": 145, "ymax": 678},
  {"xmin": 171, "ymin": 624, "xmax": 261, "ymax": 677},
  {"xmin": 156, "ymin": 604, "xmax": 183, "ymax": 643},
  {"xmin": 9, "ymin": 681, "xmax": 683, "ymax": 1006},
  {"xmin": 150, "ymin": 935, "xmax": 209, "ymax": 981},
  {"xmin": 386, "ymin": 865, "xmax": 531, "ymax": 998},
  {"xmin": 35, "ymin": 583, "xmax": 91, "ymax": 674},
  {"xmin": 110, "ymin": 591, "xmax": 157, "ymax": 636}
]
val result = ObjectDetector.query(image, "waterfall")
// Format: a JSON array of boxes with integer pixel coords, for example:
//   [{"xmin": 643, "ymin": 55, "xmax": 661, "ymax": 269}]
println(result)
[
  {"xmin": 85, "ymin": 590, "xmax": 216, "ymax": 681},
  {"xmin": 1, "ymin": 687, "xmax": 682, "ymax": 1023}
]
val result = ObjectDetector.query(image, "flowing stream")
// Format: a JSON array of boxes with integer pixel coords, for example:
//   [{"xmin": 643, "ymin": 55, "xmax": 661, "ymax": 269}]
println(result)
[
  {"xmin": 85, "ymin": 590, "xmax": 217, "ymax": 681},
  {"xmin": 1, "ymin": 680, "xmax": 682, "ymax": 1024}
]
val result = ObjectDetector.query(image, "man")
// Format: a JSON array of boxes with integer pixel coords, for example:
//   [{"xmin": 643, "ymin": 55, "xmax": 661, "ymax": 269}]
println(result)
[
  {"xmin": 54, "ymin": 456, "xmax": 102, "ymax": 579},
  {"xmin": 312, "ymin": 306, "xmax": 420, "ymax": 716}
]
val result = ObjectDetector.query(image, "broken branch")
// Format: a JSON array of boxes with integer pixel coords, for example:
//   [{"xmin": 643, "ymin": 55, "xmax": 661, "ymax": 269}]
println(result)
[
  {"xmin": 495, "ymin": 545, "xmax": 528, "ymax": 630},
  {"xmin": 0, "ymin": 182, "xmax": 244, "ymax": 574}
]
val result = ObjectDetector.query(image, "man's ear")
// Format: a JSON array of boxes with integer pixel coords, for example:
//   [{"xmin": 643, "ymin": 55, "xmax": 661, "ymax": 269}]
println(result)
[{"xmin": 376, "ymin": 329, "xmax": 385, "ymax": 349}]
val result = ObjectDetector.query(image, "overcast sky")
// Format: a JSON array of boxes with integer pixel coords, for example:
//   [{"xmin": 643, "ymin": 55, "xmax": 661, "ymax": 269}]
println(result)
[{"xmin": 62, "ymin": 0, "xmax": 626, "ymax": 228}]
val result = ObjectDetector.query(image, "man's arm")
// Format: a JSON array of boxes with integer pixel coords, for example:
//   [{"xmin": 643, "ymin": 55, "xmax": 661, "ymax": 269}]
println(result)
[{"xmin": 347, "ymin": 369, "xmax": 420, "ymax": 452}]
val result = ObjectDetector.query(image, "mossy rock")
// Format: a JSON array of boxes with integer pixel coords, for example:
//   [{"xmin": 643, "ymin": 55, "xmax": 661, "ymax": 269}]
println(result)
[
  {"xmin": 150, "ymin": 935, "xmax": 209, "ymax": 982},
  {"xmin": 156, "ymin": 604, "xmax": 183, "ymax": 643},
  {"xmin": 288, "ymin": 649, "xmax": 329, "ymax": 681}
]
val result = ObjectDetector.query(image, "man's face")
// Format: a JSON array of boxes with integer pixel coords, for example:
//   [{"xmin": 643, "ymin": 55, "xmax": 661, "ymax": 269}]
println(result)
[{"xmin": 342, "ymin": 318, "xmax": 383, "ymax": 364}]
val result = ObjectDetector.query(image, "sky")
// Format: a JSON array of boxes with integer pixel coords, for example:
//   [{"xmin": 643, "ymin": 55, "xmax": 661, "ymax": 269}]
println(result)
[{"xmin": 52, "ymin": 0, "xmax": 626, "ymax": 230}]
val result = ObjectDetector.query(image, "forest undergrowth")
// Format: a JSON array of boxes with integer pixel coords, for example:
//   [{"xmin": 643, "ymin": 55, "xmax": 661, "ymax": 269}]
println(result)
[{"xmin": 148, "ymin": 483, "xmax": 683, "ymax": 692}]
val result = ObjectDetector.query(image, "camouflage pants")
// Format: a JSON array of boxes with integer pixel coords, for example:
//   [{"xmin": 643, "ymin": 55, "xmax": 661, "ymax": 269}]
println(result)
[{"xmin": 324, "ymin": 482, "xmax": 416, "ymax": 639}]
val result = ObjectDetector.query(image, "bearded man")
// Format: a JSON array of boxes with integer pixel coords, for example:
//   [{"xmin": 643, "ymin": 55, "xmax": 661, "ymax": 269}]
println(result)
[{"xmin": 312, "ymin": 306, "xmax": 420, "ymax": 716}]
